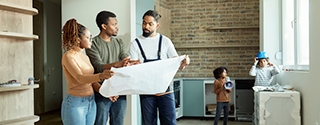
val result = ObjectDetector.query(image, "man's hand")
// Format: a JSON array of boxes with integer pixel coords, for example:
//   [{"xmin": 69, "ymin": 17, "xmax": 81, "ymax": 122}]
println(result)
[
  {"xmin": 179, "ymin": 55, "xmax": 190, "ymax": 70},
  {"xmin": 109, "ymin": 95, "xmax": 119, "ymax": 102},
  {"xmin": 126, "ymin": 60, "xmax": 141, "ymax": 66},
  {"xmin": 114, "ymin": 57, "xmax": 130, "ymax": 68},
  {"xmin": 92, "ymin": 82, "xmax": 101, "ymax": 92}
]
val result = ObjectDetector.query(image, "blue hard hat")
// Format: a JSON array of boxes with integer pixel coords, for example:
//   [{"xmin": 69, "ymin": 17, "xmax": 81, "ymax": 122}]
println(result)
[{"xmin": 256, "ymin": 51, "xmax": 269, "ymax": 59}]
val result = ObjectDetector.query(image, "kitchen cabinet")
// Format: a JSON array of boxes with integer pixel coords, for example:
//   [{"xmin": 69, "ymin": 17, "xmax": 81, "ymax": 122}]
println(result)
[
  {"xmin": 182, "ymin": 79, "xmax": 204, "ymax": 117},
  {"xmin": 181, "ymin": 78, "xmax": 253, "ymax": 119},
  {"xmin": 235, "ymin": 79, "xmax": 255, "ymax": 121}
]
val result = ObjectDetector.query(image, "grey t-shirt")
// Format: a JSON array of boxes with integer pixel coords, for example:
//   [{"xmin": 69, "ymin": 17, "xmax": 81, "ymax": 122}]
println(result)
[{"xmin": 85, "ymin": 35, "xmax": 129, "ymax": 74}]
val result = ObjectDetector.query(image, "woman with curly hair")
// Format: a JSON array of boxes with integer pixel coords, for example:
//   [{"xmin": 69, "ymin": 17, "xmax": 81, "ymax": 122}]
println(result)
[{"xmin": 61, "ymin": 18, "xmax": 114, "ymax": 125}]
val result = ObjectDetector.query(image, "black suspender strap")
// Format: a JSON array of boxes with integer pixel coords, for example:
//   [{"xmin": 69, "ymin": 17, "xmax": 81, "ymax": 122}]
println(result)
[
  {"xmin": 135, "ymin": 38, "xmax": 147, "ymax": 61},
  {"xmin": 157, "ymin": 35, "xmax": 162, "ymax": 59},
  {"xmin": 135, "ymin": 34, "xmax": 163, "ymax": 61}
]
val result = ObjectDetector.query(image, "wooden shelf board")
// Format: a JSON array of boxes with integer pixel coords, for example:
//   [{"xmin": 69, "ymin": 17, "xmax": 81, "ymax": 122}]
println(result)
[
  {"xmin": 0, "ymin": 31, "xmax": 39, "ymax": 40},
  {"xmin": 0, "ymin": 115, "xmax": 39, "ymax": 125},
  {"xmin": 0, "ymin": 1, "xmax": 38, "ymax": 15},
  {"xmin": 175, "ymin": 45, "xmax": 259, "ymax": 49},
  {"xmin": 0, "ymin": 84, "xmax": 39, "ymax": 92},
  {"xmin": 207, "ymin": 26, "xmax": 259, "ymax": 30}
]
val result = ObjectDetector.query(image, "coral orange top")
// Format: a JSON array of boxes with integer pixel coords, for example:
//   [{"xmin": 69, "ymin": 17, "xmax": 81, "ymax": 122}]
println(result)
[{"xmin": 62, "ymin": 48, "xmax": 101, "ymax": 97}]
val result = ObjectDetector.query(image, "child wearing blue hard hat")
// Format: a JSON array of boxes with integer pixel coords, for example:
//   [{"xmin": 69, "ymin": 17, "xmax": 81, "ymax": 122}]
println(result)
[
  {"xmin": 249, "ymin": 51, "xmax": 280, "ymax": 86},
  {"xmin": 249, "ymin": 51, "xmax": 281, "ymax": 125}
]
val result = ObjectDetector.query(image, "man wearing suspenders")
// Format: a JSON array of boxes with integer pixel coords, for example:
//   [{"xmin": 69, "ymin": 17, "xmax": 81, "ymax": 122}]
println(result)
[{"xmin": 129, "ymin": 10, "xmax": 190, "ymax": 125}]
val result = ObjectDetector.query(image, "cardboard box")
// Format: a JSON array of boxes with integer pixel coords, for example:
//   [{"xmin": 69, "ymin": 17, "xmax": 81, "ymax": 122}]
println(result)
[
  {"xmin": 206, "ymin": 104, "xmax": 234, "ymax": 113},
  {"xmin": 206, "ymin": 104, "xmax": 217, "ymax": 112}
]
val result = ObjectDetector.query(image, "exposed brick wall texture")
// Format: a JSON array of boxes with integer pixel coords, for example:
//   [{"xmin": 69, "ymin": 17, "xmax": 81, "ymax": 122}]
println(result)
[{"xmin": 154, "ymin": 0, "xmax": 260, "ymax": 78}]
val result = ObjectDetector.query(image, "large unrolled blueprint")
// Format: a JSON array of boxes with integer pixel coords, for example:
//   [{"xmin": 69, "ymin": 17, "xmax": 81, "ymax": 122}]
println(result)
[{"xmin": 99, "ymin": 55, "xmax": 185, "ymax": 97}]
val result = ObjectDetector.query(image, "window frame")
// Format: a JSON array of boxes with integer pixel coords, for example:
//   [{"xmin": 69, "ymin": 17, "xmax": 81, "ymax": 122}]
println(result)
[{"xmin": 281, "ymin": 0, "xmax": 309, "ymax": 71}]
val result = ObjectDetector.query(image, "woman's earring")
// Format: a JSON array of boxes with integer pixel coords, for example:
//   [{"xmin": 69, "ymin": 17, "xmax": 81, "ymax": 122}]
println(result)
[{"xmin": 77, "ymin": 38, "xmax": 81, "ymax": 43}]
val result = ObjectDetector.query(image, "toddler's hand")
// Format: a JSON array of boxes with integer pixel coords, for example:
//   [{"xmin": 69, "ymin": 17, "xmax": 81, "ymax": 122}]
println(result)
[
  {"xmin": 253, "ymin": 57, "xmax": 258, "ymax": 65},
  {"xmin": 268, "ymin": 62, "xmax": 274, "ymax": 66},
  {"xmin": 226, "ymin": 89, "xmax": 231, "ymax": 93}
]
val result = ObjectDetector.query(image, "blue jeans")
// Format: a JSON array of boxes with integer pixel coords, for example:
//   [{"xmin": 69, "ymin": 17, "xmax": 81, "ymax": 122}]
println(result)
[
  {"xmin": 94, "ymin": 93, "xmax": 127, "ymax": 125},
  {"xmin": 61, "ymin": 94, "xmax": 96, "ymax": 125},
  {"xmin": 140, "ymin": 93, "xmax": 176, "ymax": 125},
  {"xmin": 214, "ymin": 102, "xmax": 229, "ymax": 125}
]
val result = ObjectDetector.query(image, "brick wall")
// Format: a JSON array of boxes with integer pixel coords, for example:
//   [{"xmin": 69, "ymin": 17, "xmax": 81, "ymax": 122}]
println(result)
[{"xmin": 155, "ymin": 0, "xmax": 260, "ymax": 78}]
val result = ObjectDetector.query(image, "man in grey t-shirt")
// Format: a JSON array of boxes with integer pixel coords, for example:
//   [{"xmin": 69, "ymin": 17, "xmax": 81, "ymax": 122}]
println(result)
[{"xmin": 85, "ymin": 10, "xmax": 129, "ymax": 125}]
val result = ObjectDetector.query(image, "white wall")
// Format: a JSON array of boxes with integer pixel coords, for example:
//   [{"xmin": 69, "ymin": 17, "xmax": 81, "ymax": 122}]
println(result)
[
  {"xmin": 262, "ymin": 0, "xmax": 320, "ymax": 124},
  {"xmin": 61, "ymin": 0, "xmax": 132, "ymax": 48},
  {"xmin": 62, "ymin": 0, "xmax": 138, "ymax": 124},
  {"xmin": 135, "ymin": 0, "xmax": 154, "ymax": 37},
  {"xmin": 259, "ymin": 0, "xmax": 282, "ymax": 66}
]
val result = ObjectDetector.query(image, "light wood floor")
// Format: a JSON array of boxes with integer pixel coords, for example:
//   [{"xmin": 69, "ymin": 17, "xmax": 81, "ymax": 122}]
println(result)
[{"xmin": 35, "ymin": 109, "xmax": 252, "ymax": 125}]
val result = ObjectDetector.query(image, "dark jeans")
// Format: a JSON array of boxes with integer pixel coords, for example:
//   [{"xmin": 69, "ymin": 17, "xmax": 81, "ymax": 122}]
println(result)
[
  {"xmin": 140, "ymin": 93, "xmax": 176, "ymax": 125},
  {"xmin": 94, "ymin": 93, "xmax": 127, "ymax": 125},
  {"xmin": 214, "ymin": 102, "xmax": 229, "ymax": 125}
]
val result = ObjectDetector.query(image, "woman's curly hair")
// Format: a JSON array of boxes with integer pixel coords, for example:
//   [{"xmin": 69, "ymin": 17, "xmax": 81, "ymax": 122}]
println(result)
[{"xmin": 62, "ymin": 18, "xmax": 86, "ymax": 51}]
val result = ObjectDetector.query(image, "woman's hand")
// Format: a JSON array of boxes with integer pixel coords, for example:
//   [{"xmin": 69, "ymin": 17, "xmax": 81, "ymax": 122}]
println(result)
[{"xmin": 99, "ymin": 70, "xmax": 114, "ymax": 80}]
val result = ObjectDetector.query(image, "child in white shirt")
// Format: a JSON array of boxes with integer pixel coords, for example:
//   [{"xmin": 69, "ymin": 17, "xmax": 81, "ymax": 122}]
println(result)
[{"xmin": 249, "ymin": 51, "xmax": 280, "ymax": 86}]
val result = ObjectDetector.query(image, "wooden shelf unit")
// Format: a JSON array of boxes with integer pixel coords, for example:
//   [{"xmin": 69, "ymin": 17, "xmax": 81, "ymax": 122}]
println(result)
[
  {"xmin": 0, "ymin": 1, "xmax": 39, "ymax": 41},
  {"xmin": 0, "ymin": 31, "xmax": 39, "ymax": 40},
  {"xmin": 0, "ymin": 84, "xmax": 39, "ymax": 92},
  {"xmin": 207, "ymin": 26, "xmax": 259, "ymax": 30},
  {"xmin": 0, "ymin": 1, "xmax": 38, "ymax": 15},
  {"xmin": 0, "ymin": 115, "xmax": 39, "ymax": 125},
  {"xmin": 175, "ymin": 44, "xmax": 259, "ymax": 49},
  {"xmin": 0, "ymin": 84, "xmax": 40, "ymax": 125},
  {"xmin": 0, "ymin": 1, "xmax": 39, "ymax": 124}
]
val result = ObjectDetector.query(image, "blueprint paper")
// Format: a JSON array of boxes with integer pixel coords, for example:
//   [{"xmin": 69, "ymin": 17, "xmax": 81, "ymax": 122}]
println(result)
[{"xmin": 99, "ymin": 55, "xmax": 185, "ymax": 97}]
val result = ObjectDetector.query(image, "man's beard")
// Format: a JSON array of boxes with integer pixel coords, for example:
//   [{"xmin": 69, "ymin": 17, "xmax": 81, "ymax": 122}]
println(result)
[{"xmin": 142, "ymin": 29, "xmax": 154, "ymax": 37}]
